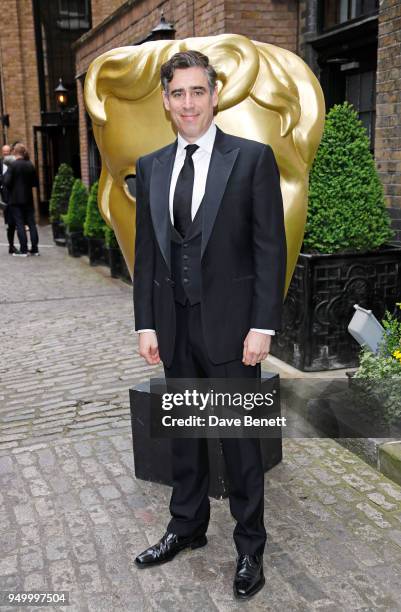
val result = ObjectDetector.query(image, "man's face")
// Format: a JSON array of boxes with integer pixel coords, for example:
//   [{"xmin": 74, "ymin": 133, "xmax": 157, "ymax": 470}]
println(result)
[
  {"xmin": 162, "ymin": 66, "xmax": 218, "ymax": 142},
  {"xmin": 2, "ymin": 145, "xmax": 10, "ymax": 157}
]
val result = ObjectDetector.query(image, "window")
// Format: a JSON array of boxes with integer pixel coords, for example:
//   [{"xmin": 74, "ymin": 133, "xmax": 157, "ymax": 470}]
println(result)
[
  {"xmin": 33, "ymin": 0, "xmax": 92, "ymax": 112},
  {"xmin": 346, "ymin": 69, "xmax": 376, "ymax": 149},
  {"xmin": 58, "ymin": 0, "xmax": 90, "ymax": 29},
  {"xmin": 58, "ymin": 0, "xmax": 89, "ymax": 18},
  {"xmin": 321, "ymin": 0, "xmax": 378, "ymax": 31}
]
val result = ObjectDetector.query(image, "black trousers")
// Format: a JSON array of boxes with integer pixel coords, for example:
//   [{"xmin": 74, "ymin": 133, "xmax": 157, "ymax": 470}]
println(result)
[
  {"xmin": 163, "ymin": 301, "xmax": 267, "ymax": 556},
  {"xmin": 10, "ymin": 205, "xmax": 39, "ymax": 253},
  {"xmin": 3, "ymin": 205, "xmax": 16, "ymax": 247}
]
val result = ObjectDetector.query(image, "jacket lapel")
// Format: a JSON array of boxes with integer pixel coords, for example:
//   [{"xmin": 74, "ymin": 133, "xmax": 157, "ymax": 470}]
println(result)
[
  {"xmin": 201, "ymin": 127, "xmax": 239, "ymax": 259},
  {"xmin": 149, "ymin": 141, "xmax": 177, "ymax": 271},
  {"xmin": 148, "ymin": 127, "xmax": 239, "ymax": 268}
]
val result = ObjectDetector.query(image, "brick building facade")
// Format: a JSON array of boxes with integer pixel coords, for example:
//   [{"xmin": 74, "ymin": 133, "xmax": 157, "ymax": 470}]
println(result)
[
  {"xmin": 376, "ymin": 0, "xmax": 401, "ymax": 212},
  {"xmin": 0, "ymin": 0, "xmax": 40, "ymax": 156},
  {"xmin": 1, "ymin": 0, "xmax": 400, "ymax": 230},
  {"xmin": 0, "ymin": 0, "xmax": 93, "ymax": 210}
]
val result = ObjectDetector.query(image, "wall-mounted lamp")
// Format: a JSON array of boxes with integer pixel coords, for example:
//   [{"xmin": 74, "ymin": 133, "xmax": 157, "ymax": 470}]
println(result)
[{"xmin": 55, "ymin": 78, "xmax": 68, "ymax": 109}]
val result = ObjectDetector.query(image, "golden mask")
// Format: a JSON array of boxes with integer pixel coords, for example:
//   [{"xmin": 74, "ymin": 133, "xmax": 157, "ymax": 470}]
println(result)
[{"xmin": 84, "ymin": 34, "xmax": 325, "ymax": 291}]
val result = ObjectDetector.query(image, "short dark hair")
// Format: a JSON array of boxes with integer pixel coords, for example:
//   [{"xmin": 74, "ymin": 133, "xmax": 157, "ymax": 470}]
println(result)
[{"xmin": 160, "ymin": 50, "xmax": 217, "ymax": 94}]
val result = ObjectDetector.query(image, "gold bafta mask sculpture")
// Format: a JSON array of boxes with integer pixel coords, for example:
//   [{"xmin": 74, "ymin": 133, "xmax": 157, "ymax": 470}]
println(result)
[{"xmin": 84, "ymin": 34, "xmax": 325, "ymax": 291}]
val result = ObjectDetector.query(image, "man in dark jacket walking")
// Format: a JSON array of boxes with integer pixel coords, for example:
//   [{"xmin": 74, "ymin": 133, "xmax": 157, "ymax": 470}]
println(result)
[
  {"xmin": 3, "ymin": 143, "xmax": 39, "ymax": 256},
  {"xmin": 0, "ymin": 144, "xmax": 18, "ymax": 254}
]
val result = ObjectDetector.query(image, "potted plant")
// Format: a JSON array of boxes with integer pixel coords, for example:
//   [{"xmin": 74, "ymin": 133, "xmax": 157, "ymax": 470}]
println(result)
[
  {"xmin": 349, "ymin": 303, "xmax": 401, "ymax": 433},
  {"xmin": 62, "ymin": 179, "xmax": 89, "ymax": 257},
  {"xmin": 83, "ymin": 181, "xmax": 106, "ymax": 265},
  {"xmin": 272, "ymin": 101, "xmax": 400, "ymax": 371},
  {"xmin": 119, "ymin": 253, "xmax": 132, "ymax": 284},
  {"xmin": 49, "ymin": 163, "xmax": 74, "ymax": 245},
  {"xmin": 104, "ymin": 225, "xmax": 121, "ymax": 277}
]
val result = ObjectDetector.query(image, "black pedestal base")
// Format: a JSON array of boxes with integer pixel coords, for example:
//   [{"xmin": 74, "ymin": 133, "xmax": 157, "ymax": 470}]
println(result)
[{"xmin": 129, "ymin": 375, "xmax": 282, "ymax": 499}]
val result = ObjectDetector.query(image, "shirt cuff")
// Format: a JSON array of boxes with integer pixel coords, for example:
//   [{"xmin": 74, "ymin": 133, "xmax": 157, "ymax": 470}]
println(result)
[
  {"xmin": 137, "ymin": 329, "xmax": 156, "ymax": 333},
  {"xmin": 250, "ymin": 328, "xmax": 275, "ymax": 335}
]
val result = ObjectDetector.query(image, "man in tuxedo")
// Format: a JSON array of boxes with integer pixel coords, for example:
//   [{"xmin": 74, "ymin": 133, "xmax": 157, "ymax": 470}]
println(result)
[{"xmin": 133, "ymin": 50, "xmax": 286, "ymax": 600}]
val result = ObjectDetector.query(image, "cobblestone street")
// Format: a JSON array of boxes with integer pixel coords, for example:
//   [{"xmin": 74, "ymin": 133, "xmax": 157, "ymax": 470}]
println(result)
[{"xmin": 1, "ymin": 225, "xmax": 401, "ymax": 611}]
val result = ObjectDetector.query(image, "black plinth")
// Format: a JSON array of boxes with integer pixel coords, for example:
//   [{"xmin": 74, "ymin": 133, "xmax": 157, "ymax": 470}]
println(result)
[{"xmin": 129, "ymin": 374, "xmax": 282, "ymax": 500}]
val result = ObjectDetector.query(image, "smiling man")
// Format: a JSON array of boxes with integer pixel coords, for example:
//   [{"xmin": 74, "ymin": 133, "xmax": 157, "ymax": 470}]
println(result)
[{"xmin": 133, "ymin": 50, "xmax": 287, "ymax": 600}]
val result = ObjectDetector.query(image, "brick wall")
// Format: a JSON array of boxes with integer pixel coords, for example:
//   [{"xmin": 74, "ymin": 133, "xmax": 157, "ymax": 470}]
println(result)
[
  {"xmin": 0, "ymin": 0, "xmax": 40, "ymax": 155},
  {"xmin": 76, "ymin": 1, "xmax": 171, "ymax": 75},
  {"xmin": 376, "ymin": 0, "xmax": 401, "ymax": 211},
  {"xmin": 91, "ymin": 0, "xmax": 128, "ymax": 28},
  {"xmin": 225, "ymin": 0, "xmax": 298, "ymax": 51},
  {"xmin": 76, "ymin": 0, "xmax": 227, "ymax": 75},
  {"xmin": 76, "ymin": 77, "xmax": 89, "ymax": 187},
  {"xmin": 194, "ymin": 0, "xmax": 225, "ymax": 37}
]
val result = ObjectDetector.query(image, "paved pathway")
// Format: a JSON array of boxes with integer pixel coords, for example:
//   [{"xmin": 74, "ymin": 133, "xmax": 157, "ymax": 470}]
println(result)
[{"xmin": 0, "ymin": 224, "xmax": 401, "ymax": 611}]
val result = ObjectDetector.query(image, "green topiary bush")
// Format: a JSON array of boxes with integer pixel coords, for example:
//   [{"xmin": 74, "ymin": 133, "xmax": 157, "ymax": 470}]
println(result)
[
  {"xmin": 104, "ymin": 224, "xmax": 119, "ymax": 249},
  {"xmin": 304, "ymin": 101, "xmax": 394, "ymax": 254},
  {"xmin": 83, "ymin": 181, "xmax": 106, "ymax": 239},
  {"xmin": 49, "ymin": 163, "xmax": 74, "ymax": 223},
  {"xmin": 61, "ymin": 179, "xmax": 88, "ymax": 232}
]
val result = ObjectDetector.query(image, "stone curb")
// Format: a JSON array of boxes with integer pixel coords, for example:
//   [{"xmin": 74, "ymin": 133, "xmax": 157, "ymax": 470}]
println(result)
[{"xmin": 379, "ymin": 441, "xmax": 401, "ymax": 487}]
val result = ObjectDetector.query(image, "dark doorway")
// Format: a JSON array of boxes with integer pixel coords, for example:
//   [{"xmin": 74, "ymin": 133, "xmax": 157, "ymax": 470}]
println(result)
[
  {"xmin": 32, "ymin": 0, "xmax": 91, "ymax": 215},
  {"xmin": 34, "ymin": 122, "xmax": 81, "ymax": 215}
]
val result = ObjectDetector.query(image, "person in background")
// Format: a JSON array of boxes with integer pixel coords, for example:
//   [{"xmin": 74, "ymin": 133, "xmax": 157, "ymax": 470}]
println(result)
[
  {"xmin": 0, "ymin": 144, "xmax": 18, "ymax": 254},
  {"xmin": 3, "ymin": 143, "xmax": 40, "ymax": 257}
]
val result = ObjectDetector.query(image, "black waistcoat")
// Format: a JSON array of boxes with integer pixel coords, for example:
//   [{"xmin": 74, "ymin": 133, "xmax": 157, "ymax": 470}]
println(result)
[{"xmin": 170, "ymin": 199, "xmax": 204, "ymax": 305}]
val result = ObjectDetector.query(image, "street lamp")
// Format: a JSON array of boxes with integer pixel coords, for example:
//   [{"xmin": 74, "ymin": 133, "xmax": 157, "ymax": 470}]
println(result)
[
  {"xmin": 54, "ymin": 78, "xmax": 68, "ymax": 109},
  {"xmin": 151, "ymin": 11, "xmax": 175, "ymax": 40}
]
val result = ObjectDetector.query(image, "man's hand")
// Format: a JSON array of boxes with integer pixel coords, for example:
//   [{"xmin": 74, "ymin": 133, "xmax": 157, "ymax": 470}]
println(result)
[
  {"xmin": 138, "ymin": 331, "xmax": 161, "ymax": 365},
  {"xmin": 242, "ymin": 331, "xmax": 272, "ymax": 366}
]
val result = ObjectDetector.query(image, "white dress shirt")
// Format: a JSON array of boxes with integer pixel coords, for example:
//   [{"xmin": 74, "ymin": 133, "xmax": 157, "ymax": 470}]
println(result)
[
  {"xmin": 137, "ymin": 121, "xmax": 275, "ymax": 337},
  {"xmin": 169, "ymin": 121, "xmax": 217, "ymax": 224}
]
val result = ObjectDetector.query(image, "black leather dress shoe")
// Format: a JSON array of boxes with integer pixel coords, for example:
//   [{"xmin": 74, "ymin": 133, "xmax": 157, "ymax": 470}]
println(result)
[
  {"xmin": 233, "ymin": 554, "xmax": 265, "ymax": 600},
  {"xmin": 135, "ymin": 531, "xmax": 207, "ymax": 568}
]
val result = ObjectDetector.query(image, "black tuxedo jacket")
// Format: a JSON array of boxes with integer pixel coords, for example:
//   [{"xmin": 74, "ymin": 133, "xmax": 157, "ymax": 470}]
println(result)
[
  {"xmin": 0, "ymin": 159, "xmax": 9, "ymax": 203},
  {"xmin": 3, "ymin": 159, "xmax": 38, "ymax": 207},
  {"xmin": 133, "ymin": 126, "xmax": 287, "ymax": 367}
]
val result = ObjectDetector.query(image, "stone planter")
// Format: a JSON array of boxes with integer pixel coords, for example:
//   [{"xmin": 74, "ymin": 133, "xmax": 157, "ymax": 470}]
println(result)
[
  {"xmin": 104, "ymin": 245, "xmax": 131, "ymax": 282},
  {"xmin": 271, "ymin": 245, "xmax": 401, "ymax": 371},
  {"xmin": 105, "ymin": 246, "xmax": 123, "ymax": 278},
  {"xmin": 119, "ymin": 254, "xmax": 132, "ymax": 284},
  {"xmin": 88, "ymin": 237, "xmax": 105, "ymax": 266},
  {"xmin": 66, "ymin": 230, "xmax": 87, "ymax": 257},
  {"xmin": 51, "ymin": 221, "xmax": 66, "ymax": 246}
]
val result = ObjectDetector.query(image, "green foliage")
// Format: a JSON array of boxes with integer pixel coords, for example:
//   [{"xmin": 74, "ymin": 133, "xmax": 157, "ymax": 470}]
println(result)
[
  {"xmin": 49, "ymin": 163, "xmax": 74, "ymax": 223},
  {"xmin": 354, "ymin": 304, "xmax": 401, "ymax": 425},
  {"xmin": 380, "ymin": 305, "xmax": 401, "ymax": 357},
  {"xmin": 61, "ymin": 179, "xmax": 88, "ymax": 232},
  {"xmin": 103, "ymin": 224, "xmax": 119, "ymax": 249},
  {"xmin": 83, "ymin": 182, "xmax": 106, "ymax": 239},
  {"xmin": 355, "ymin": 346, "xmax": 401, "ymax": 378},
  {"xmin": 304, "ymin": 101, "xmax": 394, "ymax": 253}
]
